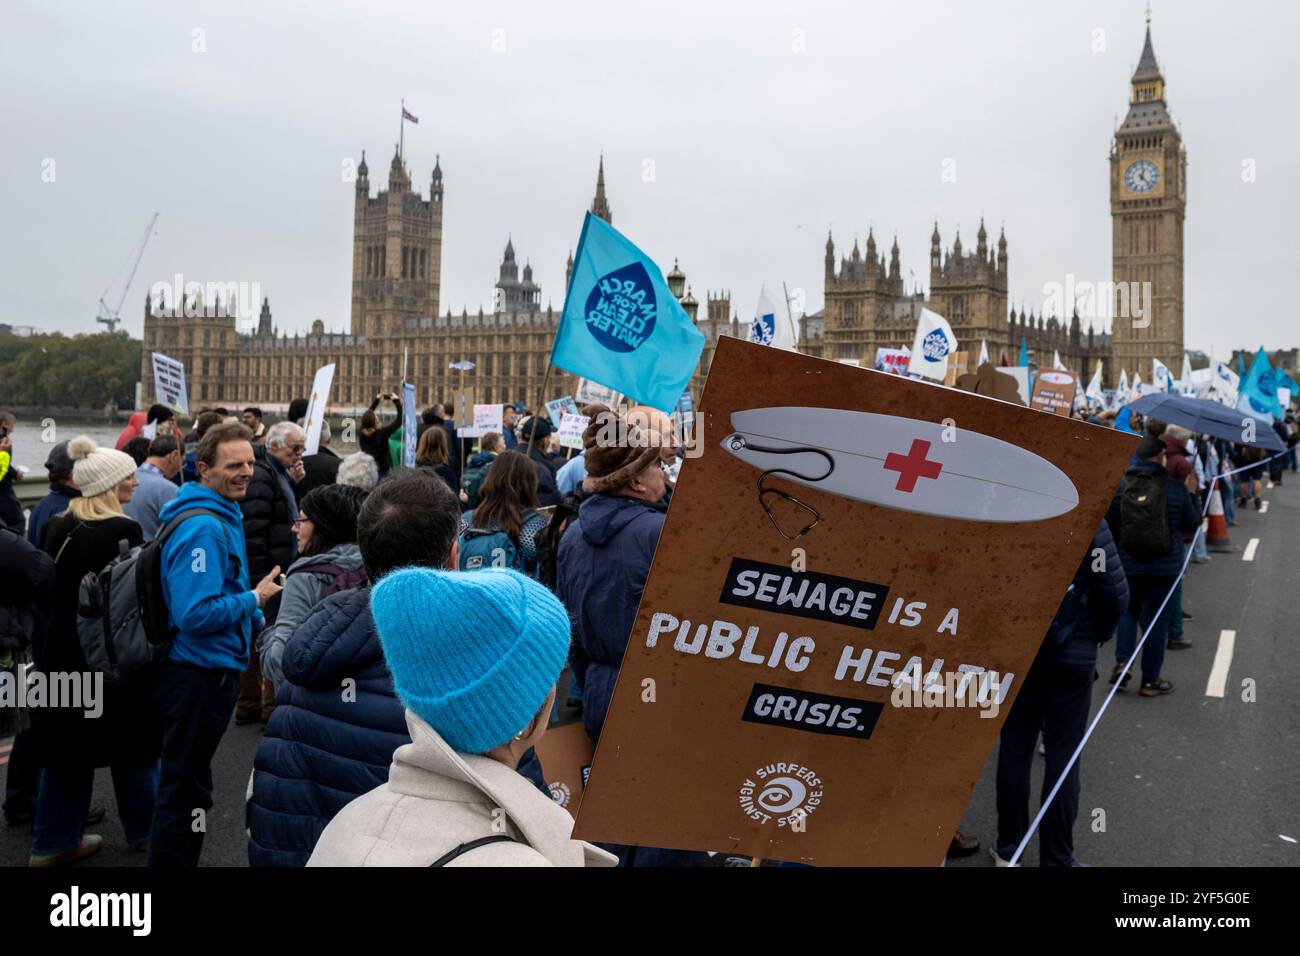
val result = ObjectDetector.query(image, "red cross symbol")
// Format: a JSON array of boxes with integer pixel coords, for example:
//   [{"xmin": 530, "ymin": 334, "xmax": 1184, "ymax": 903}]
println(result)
[{"xmin": 883, "ymin": 438, "xmax": 943, "ymax": 493}]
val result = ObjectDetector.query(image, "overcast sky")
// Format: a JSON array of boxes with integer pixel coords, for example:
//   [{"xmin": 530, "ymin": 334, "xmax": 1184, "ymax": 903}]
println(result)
[{"xmin": 2, "ymin": 0, "xmax": 1295, "ymax": 357}]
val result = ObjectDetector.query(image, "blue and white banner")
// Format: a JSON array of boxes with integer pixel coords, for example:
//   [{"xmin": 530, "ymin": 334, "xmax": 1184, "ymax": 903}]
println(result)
[
  {"xmin": 551, "ymin": 212, "xmax": 705, "ymax": 413},
  {"xmin": 906, "ymin": 307, "xmax": 958, "ymax": 382}
]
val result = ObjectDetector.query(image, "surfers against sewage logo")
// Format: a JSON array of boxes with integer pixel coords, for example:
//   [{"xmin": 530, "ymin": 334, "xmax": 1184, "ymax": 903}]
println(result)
[
  {"xmin": 585, "ymin": 262, "xmax": 657, "ymax": 352},
  {"xmin": 738, "ymin": 762, "xmax": 823, "ymax": 827}
]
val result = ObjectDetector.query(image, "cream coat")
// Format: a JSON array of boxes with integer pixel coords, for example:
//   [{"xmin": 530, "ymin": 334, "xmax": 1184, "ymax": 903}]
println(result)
[{"xmin": 307, "ymin": 710, "xmax": 617, "ymax": 867}]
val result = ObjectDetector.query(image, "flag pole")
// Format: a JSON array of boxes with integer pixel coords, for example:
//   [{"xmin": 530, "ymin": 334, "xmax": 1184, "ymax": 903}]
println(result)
[
  {"xmin": 528, "ymin": 362, "xmax": 555, "ymax": 457},
  {"xmin": 399, "ymin": 98, "xmax": 405, "ymax": 159},
  {"xmin": 781, "ymin": 281, "xmax": 798, "ymax": 348}
]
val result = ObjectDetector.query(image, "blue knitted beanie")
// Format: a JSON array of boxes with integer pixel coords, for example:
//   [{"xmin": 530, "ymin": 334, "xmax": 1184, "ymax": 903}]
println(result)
[{"xmin": 369, "ymin": 566, "xmax": 571, "ymax": 754}]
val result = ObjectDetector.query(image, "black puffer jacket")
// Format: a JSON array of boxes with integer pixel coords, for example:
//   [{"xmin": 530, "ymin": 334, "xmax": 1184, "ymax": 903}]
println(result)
[
  {"xmin": 239, "ymin": 445, "xmax": 296, "ymax": 619},
  {"xmin": 0, "ymin": 527, "xmax": 56, "ymax": 652},
  {"xmin": 1044, "ymin": 519, "xmax": 1129, "ymax": 646}
]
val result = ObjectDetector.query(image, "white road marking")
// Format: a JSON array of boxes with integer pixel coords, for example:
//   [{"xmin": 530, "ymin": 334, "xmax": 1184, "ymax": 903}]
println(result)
[
  {"xmin": 1243, "ymin": 538, "xmax": 1260, "ymax": 561},
  {"xmin": 1205, "ymin": 630, "xmax": 1236, "ymax": 699},
  {"xmin": 1282, "ymin": 835, "xmax": 1298, "ymax": 844},
  {"xmin": 1259, "ymin": 500, "xmax": 1269, "ymax": 514}
]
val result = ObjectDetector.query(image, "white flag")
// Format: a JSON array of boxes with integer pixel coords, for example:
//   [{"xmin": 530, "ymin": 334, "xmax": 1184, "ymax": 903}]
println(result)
[
  {"xmin": 1211, "ymin": 361, "xmax": 1239, "ymax": 405},
  {"xmin": 978, "ymin": 339, "xmax": 989, "ymax": 366},
  {"xmin": 906, "ymin": 307, "xmax": 958, "ymax": 381},
  {"xmin": 1179, "ymin": 352, "xmax": 1192, "ymax": 389},
  {"xmin": 1052, "ymin": 350, "xmax": 1066, "ymax": 370},
  {"xmin": 1085, "ymin": 361, "xmax": 1104, "ymax": 401},
  {"xmin": 1116, "ymin": 369, "xmax": 1129, "ymax": 407},
  {"xmin": 1151, "ymin": 358, "xmax": 1173, "ymax": 391},
  {"xmin": 747, "ymin": 285, "xmax": 796, "ymax": 350}
]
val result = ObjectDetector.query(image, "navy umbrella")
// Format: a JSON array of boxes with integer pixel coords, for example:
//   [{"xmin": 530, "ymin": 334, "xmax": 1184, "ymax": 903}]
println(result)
[{"xmin": 1128, "ymin": 394, "xmax": 1285, "ymax": 452}]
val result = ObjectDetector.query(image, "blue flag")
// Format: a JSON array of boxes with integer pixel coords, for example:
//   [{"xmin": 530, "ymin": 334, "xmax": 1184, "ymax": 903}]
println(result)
[
  {"xmin": 1236, "ymin": 346, "xmax": 1284, "ymax": 422},
  {"xmin": 551, "ymin": 213, "xmax": 705, "ymax": 412},
  {"xmin": 1019, "ymin": 337, "xmax": 1029, "ymax": 367}
]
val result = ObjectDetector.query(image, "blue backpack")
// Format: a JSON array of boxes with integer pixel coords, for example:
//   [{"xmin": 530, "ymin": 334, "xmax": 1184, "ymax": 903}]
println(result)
[{"xmin": 458, "ymin": 511, "xmax": 540, "ymax": 575}]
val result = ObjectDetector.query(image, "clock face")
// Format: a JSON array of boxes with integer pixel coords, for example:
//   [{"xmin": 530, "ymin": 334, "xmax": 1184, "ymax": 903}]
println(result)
[{"xmin": 1124, "ymin": 159, "xmax": 1160, "ymax": 194}]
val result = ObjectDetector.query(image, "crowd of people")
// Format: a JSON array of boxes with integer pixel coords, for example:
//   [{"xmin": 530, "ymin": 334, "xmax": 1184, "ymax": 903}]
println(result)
[
  {"xmin": 0, "ymin": 392, "xmax": 1296, "ymax": 868},
  {"xmin": 0, "ymin": 395, "xmax": 676, "ymax": 867},
  {"xmin": 987, "ymin": 400, "xmax": 1298, "ymax": 867}
]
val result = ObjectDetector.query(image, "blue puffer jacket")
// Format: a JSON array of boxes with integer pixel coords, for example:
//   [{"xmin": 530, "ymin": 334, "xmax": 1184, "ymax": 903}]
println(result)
[
  {"xmin": 1104, "ymin": 459, "xmax": 1202, "ymax": 577},
  {"xmin": 555, "ymin": 494, "xmax": 664, "ymax": 743},
  {"xmin": 248, "ymin": 586, "xmax": 408, "ymax": 867},
  {"xmin": 247, "ymin": 584, "xmax": 552, "ymax": 866}
]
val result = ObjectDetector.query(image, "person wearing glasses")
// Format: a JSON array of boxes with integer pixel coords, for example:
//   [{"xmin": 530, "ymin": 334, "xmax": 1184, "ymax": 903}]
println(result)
[{"xmin": 236, "ymin": 420, "xmax": 307, "ymax": 724}]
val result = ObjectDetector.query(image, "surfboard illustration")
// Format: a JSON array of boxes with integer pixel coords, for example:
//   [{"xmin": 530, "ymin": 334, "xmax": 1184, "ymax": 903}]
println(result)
[{"xmin": 721, "ymin": 406, "xmax": 1079, "ymax": 523}]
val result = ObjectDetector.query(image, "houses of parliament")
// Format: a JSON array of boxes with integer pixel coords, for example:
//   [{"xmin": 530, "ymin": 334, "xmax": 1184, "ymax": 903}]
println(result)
[{"xmin": 141, "ymin": 18, "xmax": 1181, "ymax": 410}]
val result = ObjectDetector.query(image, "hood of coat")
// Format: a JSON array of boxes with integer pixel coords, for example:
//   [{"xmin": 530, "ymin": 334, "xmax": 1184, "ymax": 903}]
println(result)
[
  {"xmin": 466, "ymin": 451, "xmax": 496, "ymax": 469},
  {"xmin": 286, "ymin": 541, "xmax": 363, "ymax": 575},
  {"xmin": 576, "ymin": 493, "xmax": 658, "ymax": 548},
  {"xmin": 158, "ymin": 480, "xmax": 245, "ymax": 526},
  {"xmin": 388, "ymin": 711, "xmax": 616, "ymax": 867},
  {"xmin": 283, "ymin": 586, "xmax": 386, "ymax": 689}
]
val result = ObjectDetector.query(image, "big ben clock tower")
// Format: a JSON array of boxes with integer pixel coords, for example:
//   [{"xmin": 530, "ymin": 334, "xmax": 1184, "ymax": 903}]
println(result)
[{"xmin": 1110, "ymin": 10, "xmax": 1186, "ymax": 384}]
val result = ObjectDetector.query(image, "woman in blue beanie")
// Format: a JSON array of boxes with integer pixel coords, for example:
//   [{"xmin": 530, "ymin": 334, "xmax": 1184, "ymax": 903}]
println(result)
[{"xmin": 308, "ymin": 566, "xmax": 617, "ymax": 867}]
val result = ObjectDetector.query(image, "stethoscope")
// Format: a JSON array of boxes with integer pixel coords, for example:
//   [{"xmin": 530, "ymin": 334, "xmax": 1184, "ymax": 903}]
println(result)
[{"xmin": 725, "ymin": 435, "xmax": 835, "ymax": 541}]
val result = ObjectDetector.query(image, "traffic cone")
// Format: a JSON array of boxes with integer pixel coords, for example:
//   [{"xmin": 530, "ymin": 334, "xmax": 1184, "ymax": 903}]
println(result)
[{"xmin": 1206, "ymin": 484, "xmax": 1240, "ymax": 553}]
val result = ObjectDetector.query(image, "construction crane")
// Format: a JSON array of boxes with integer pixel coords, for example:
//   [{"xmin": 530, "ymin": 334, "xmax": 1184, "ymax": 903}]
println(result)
[{"xmin": 96, "ymin": 212, "xmax": 160, "ymax": 332}]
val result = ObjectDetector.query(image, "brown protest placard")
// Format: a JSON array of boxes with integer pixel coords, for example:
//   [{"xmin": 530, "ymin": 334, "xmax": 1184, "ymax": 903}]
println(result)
[
  {"xmin": 453, "ymin": 390, "xmax": 477, "ymax": 429},
  {"xmin": 535, "ymin": 721, "xmax": 595, "ymax": 819},
  {"xmin": 572, "ymin": 336, "xmax": 1136, "ymax": 866},
  {"xmin": 1030, "ymin": 369, "xmax": 1079, "ymax": 416}
]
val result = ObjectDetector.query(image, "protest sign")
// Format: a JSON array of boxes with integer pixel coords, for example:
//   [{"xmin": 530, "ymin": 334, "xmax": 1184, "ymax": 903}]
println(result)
[
  {"xmin": 575, "ymin": 377, "xmax": 622, "ymax": 409},
  {"xmin": 453, "ymin": 390, "xmax": 477, "ymax": 429},
  {"xmin": 547, "ymin": 396, "xmax": 579, "ymax": 423},
  {"xmin": 151, "ymin": 352, "xmax": 190, "ymax": 417},
  {"xmin": 301, "ymin": 363, "xmax": 336, "ymax": 456},
  {"xmin": 874, "ymin": 347, "xmax": 910, "ymax": 375},
  {"xmin": 534, "ymin": 722, "xmax": 595, "ymax": 819},
  {"xmin": 998, "ymin": 366, "xmax": 1030, "ymax": 405},
  {"xmin": 402, "ymin": 382, "xmax": 418, "ymax": 468},
  {"xmin": 1030, "ymin": 369, "xmax": 1078, "ymax": 416},
  {"xmin": 557, "ymin": 412, "xmax": 589, "ymax": 450},
  {"xmin": 473, "ymin": 404, "xmax": 504, "ymax": 433},
  {"xmin": 572, "ymin": 336, "xmax": 1137, "ymax": 866}
]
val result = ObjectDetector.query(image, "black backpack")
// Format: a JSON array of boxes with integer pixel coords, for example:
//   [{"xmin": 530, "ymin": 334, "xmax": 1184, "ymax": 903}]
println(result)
[
  {"xmin": 534, "ymin": 494, "xmax": 583, "ymax": 590},
  {"xmin": 76, "ymin": 508, "xmax": 233, "ymax": 684},
  {"xmin": 1118, "ymin": 473, "xmax": 1169, "ymax": 561}
]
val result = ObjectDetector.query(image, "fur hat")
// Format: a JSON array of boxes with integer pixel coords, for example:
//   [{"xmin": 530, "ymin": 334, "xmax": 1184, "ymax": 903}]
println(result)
[
  {"xmin": 579, "ymin": 403, "xmax": 666, "ymax": 495},
  {"xmin": 68, "ymin": 435, "xmax": 137, "ymax": 497}
]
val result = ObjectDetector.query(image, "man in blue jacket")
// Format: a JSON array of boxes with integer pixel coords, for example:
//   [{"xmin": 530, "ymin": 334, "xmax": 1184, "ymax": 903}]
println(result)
[
  {"xmin": 556, "ymin": 404, "xmax": 700, "ymax": 867},
  {"xmin": 993, "ymin": 520, "xmax": 1129, "ymax": 867},
  {"xmin": 149, "ymin": 422, "xmax": 284, "ymax": 867},
  {"xmin": 1105, "ymin": 435, "xmax": 1202, "ymax": 698}
]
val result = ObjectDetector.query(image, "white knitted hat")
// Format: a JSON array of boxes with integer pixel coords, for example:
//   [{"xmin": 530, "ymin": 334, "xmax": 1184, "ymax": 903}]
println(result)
[{"xmin": 68, "ymin": 435, "xmax": 137, "ymax": 497}]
